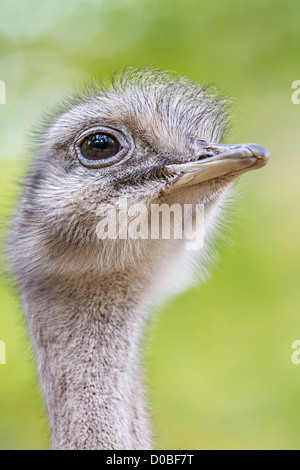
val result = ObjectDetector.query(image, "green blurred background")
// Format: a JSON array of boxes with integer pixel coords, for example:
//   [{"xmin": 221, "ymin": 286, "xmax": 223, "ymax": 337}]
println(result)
[{"xmin": 0, "ymin": 0, "xmax": 300, "ymax": 450}]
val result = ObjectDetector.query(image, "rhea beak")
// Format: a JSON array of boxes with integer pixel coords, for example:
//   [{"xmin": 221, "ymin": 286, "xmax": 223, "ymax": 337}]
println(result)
[{"xmin": 165, "ymin": 142, "xmax": 270, "ymax": 190}]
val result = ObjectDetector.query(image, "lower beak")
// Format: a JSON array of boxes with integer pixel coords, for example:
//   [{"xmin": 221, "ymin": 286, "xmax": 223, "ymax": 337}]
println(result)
[{"xmin": 165, "ymin": 142, "xmax": 270, "ymax": 190}]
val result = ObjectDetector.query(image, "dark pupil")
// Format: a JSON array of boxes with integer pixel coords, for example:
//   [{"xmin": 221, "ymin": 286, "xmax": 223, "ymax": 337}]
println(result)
[{"xmin": 81, "ymin": 134, "xmax": 119, "ymax": 160}]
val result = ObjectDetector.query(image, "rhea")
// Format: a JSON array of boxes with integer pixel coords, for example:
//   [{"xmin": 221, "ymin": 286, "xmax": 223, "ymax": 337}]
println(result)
[{"xmin": 9, "ymin": 69, "xmax": 269, "ymax": 450}]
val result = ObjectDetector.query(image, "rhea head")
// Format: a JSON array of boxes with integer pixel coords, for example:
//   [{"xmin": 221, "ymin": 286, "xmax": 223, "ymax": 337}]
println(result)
[{"xmin": 13, "ymin": 69, "xmax": 269, "ymax": 295}]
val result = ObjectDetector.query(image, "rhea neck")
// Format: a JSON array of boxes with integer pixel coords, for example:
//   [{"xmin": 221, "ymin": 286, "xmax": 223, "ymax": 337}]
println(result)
[{"xmin": 24, "ymin": 269, "xmax": 153, "ymax": 450}]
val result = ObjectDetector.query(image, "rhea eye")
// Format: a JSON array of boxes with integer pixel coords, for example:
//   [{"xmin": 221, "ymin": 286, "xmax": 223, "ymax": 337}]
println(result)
[
  {"xmin": 80, "ymin": 134, "xmax": 120, "ymax": 161},
  {"xmin": 75, "ymin": 126, "xmax": 133, "ymax": 169}
]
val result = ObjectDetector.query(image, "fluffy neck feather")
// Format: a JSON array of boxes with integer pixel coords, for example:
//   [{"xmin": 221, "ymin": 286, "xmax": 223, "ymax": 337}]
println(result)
[{"xmin": 24, "ymin": 271, "xmax": 152, "ymax": 450}]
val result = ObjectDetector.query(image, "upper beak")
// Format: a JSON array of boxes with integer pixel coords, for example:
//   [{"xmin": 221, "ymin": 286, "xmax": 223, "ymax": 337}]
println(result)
[{"xmin": 165, "ymin": 142, "xmax": 270, "ymax": 190}]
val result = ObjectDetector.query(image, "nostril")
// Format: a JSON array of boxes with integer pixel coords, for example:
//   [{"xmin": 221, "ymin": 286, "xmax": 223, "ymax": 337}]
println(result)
[{"xmin": 197, "ymin": 151, "xmax": 215, "ymax": 161}]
